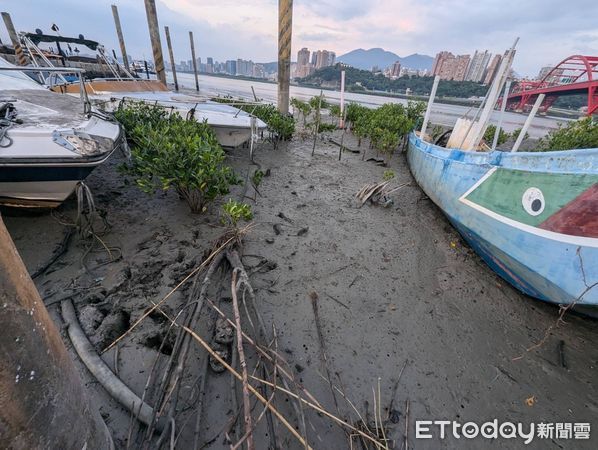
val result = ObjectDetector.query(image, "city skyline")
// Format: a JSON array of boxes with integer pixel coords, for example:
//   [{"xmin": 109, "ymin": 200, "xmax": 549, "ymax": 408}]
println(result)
[{"xmin": 1, "ymin": 0, "xmax": 596, "ymax": 77}]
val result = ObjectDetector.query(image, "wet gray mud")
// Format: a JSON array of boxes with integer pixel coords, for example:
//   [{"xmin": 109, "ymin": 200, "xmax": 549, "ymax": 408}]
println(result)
[{"xmin": 4, "ymin": 131, "xmax": 598, "ymax": 449}]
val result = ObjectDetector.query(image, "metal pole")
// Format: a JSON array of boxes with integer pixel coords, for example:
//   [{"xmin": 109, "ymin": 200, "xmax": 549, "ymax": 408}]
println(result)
[
  {"xmin": 111, "ymin": 5, "xmax": 129, "ymax": 72},
  {"xmin": 1, "ymin": 12, "xmax": 28, "ymax": 66},
  {"xmin": 164, "ymin": 25, "xmax": 178, "ymax": 91},
  {"xmin": 420, "ymin": 75, "xmax": 440, "ymax": 139},
  {"xmin": 339, "ymin": 69, "xmax": 346, "ymax": 128},
  {"xmin": 143, "ymin": 0, "xmax": 166, "ymax": 85},
  {"xmin": 189, "ymin": 31, "xmax": 199, "ymax": 91},
  {"xmin": 277, "ymin": 0, "xmax": 293, "ymax": 114},
  {"xmin": 511, "ymin": 94, "xmax": 544, "ymax": 152},
  {"xmin": 492, "ymin": 79, "xmax": 512, "ymax": 150},
  {"xmin": 0, "ymin": 216, "xmax": 113, "ymax": 449}
]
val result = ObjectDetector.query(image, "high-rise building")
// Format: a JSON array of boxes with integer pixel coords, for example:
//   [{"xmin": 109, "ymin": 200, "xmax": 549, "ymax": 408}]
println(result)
[
  {"xmin": 437, "ymin": 54, "xmax": 470, "ymax": 81},
  {"xmin": 453, "ymin": 55, "xmax": 471, "ymax": 81},
  {"xmin": 465, "ymin": 50, "xmax": 491, "ymax": 82},
  {"xmin": 390, "ymin": 60, "xmax": 402, "ymax": 78},
  {"xmin": 206, "ymin": 57, "xmax": 214, "ymax": 73},
  {"xmin": 225, "ymin": 59, "xmax": 237, "ymax": 75},
  {"xmin": 311, "ymin": 52, "xmax": 317, "ymax": 66},
  {"xmin": 296, "ymin": 47, "xmax": 312, "ymax": 78},
  {"xmin": 314, "ymin": 49, "xmax": 335, "ymax": 69},
  {"xmin": 483, "ymin": 54, "xmax": 502, "ymax": 85},
  {"xmin": 297, "ymin": 48, "xmax": 310, "ymax": 67},
  {"xmin": 327, "ymin": 51, "xmax": 336, "ymax": 66},
  {"xmin": 432, "ymin": 51, "xmax": 453, "ymax": 76}
]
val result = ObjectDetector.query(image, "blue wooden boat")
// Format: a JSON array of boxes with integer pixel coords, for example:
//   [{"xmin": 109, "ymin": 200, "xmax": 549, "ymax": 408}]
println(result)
[{"xmin": 407, "ymin": 132, "xmax": 598, "ymax": 309}]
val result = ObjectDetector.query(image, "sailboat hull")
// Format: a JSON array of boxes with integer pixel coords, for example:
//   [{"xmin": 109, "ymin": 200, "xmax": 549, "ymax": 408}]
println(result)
[{"xmin": 407, "ymin": 132, "xmax": 598, "ymax": 307}]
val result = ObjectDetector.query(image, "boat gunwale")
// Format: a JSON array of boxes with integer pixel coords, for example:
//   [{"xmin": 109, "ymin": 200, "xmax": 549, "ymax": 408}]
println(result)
[{"xmin": 409, "ymin": 132, "xmax": 598, "ymax": 175}]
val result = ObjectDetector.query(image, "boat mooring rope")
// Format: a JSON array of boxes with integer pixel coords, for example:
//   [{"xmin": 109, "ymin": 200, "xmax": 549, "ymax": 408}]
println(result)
[{"xmin": 0, "ymin": 102, "xmax": 21, "ymax": 148}]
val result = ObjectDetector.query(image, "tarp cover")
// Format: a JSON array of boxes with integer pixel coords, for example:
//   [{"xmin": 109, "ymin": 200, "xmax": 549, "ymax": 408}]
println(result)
[{"xmin": 23, "ymin": 33, "xmax": 99, "ymax": 51}]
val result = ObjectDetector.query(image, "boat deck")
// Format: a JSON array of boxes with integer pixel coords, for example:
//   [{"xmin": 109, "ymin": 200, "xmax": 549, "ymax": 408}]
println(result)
[{"xmin": 1, "ymin": 89, "xmax": 88, "ymax": 129}]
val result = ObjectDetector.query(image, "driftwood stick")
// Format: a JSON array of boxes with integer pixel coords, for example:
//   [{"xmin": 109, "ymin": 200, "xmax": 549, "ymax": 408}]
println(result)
[
  {"xmin": 249, "ymin": 375, "xmax": 386, "ymax": 449},
  {"xmin": 387, "ymin": 359, "xmax": 408, "ymax": 422},
  {"xmin": 309, "ymin": 291, "xmax": 341, "ymax": 414},
  {"xmin": 180, "ymin": 324, "xmax": 312, "ymax": 448},
  {"xmin": 193, "ymin": 279, "xmax": 224, "ymax": 450},
  {"xmin": 402, "ymin": 399, "xmax": 410, "ymax": 450},
  {"xmin": 231, "ymin": 269, "xmax": 255, "ymax": 450},
  {"xmin": 228, "ymin": 322, "xmax": 240, "ymax": 442},
  {"xmin": 226, "ymin": 249, "xmax": 311, "ymax": 445},
  {"xmin": 192, "ymin": 350, "xmax": 210, "ymax": 450},
  {"xmin": 205, "ymin": 297, "xmax": 322, "ymax": 409},
  {"xmin": 154, "ymin": 299, "xmax": 384, "ymax": 449},
  {"xmin": 151, "ymin": 251, "xmax": 226, "ymax": 444}
]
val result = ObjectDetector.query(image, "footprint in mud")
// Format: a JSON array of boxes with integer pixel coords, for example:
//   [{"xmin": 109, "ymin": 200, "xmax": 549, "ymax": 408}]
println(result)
[
  {"xmin": 90, "ymin": 309, "xmax": 130, "ymax": 349},
  {"xmin": 209, "ymin": 342, "xmax": 230, "ymax": 373},
  {"xmin": 209, "ymin": 318, "xmax": 234, "ymax": 373}
]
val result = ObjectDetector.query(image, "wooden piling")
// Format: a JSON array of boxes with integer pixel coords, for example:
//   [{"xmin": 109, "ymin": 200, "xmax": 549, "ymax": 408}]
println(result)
[
  {"xmin": 164, "ymin": 26, "xmax": 178, "ymax": 91},
  {"xmin": 189, "ymin": 31, "xmax": 199, "ymax": 91},
  {"xmin": 277, "ymin": 0, "xmax": 293, "ymax": 114},
  {"xmin": 111, "ymin": 4, "xmax": 129, "ymax": 72},
  {"xmin": 1, "ymin": 12, "xmax": 28, "ymax": 66},
  {"xmin": 143, "ymin": 0, "xmax": 166, "ymax": 85},
  {"xmin": 0, "ymin": 216, "xmax": 112, "ymax": 449}
]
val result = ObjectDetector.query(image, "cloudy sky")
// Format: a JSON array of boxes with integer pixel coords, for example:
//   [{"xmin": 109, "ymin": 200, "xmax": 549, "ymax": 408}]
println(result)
[{"xmin": 1, "ymin": 0, "xmax": 597, "ymax": 76}]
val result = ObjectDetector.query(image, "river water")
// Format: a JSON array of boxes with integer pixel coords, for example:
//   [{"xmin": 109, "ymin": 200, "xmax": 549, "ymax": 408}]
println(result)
[{"xmin": 168, "ymin": 71, "xmax": 564, "ymax": 139}]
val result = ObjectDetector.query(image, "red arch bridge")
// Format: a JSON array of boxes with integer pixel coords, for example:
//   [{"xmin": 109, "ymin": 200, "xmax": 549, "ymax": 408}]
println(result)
[{"xmin": 501, "ymin": 55, "xmax": 598, "ymax": 116}]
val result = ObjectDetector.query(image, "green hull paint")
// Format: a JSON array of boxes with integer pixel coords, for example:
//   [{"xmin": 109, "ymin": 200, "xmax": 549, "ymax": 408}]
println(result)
[{"xmin": 464, "ymin": 169, "xmax": 598, "ymax": 227}]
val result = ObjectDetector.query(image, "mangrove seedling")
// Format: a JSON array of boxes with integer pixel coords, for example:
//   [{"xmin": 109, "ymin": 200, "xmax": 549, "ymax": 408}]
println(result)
[
  {"xmin": 222, "ymin": 199, "xmax": 253, "ymax": 227},
  {"xmin": 383, "ymin": 170, "xmax": 396, "ymax": 181}
]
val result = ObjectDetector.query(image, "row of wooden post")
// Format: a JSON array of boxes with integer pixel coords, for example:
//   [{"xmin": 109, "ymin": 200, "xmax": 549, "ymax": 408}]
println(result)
[
  {"xmin": 2, "ymin": 1, "xmax": 292, "ymax": 107},
  {"xmin": 113, "ymin": 0, "xmax": 291, "ymax": 108}
]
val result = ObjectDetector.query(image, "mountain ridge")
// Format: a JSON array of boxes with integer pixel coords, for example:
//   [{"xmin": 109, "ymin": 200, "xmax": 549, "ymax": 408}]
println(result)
[{"xmin": 337, "ymin": 48, "xmax": 434, "ymax": 71}]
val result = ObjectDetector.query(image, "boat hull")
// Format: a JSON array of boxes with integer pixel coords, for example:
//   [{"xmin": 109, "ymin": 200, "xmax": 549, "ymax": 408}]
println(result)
[
  {"xmin": 0, "ymin": 147, "xmax": 118, "ymax": 208},
  {"xmin": 407, "ymin": 132, "xmax": 598, "ymax": 307}
]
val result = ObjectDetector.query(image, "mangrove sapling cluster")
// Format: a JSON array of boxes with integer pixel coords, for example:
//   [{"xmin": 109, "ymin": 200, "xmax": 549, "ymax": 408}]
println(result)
[
  {"xmin": 537, "ymin": 116, "xmax": 598, "ymax": 151},
  {"xmin": 290, "ymin": 97, "xmax": 312, "ymax": 125},
  {"xmin": 482, "ymin": 124, "xmax": 529, "ymax": 148},
  {"xmin": 114, "ymin": 102, "xmax": 239, "ymax": 213},
  {"xmin": 345, "ymin": 101, "xmax": 426, "ymax": 161}
]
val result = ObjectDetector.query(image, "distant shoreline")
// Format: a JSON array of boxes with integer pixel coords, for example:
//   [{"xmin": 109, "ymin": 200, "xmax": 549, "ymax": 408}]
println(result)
[{"xmin": 171, "ymin": 70, "xmax": 581, "ymax": 119}]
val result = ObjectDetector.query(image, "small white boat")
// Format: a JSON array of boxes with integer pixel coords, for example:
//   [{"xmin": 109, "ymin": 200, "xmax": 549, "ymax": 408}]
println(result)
[
  {"xmin": 53, "ymin": 79, "xmax": 266, "ymax": 148},
  {"xmin": 0, "ymin": 60, "xmax": 124, "ymax": 207},
  {"xmin": 19, "ymin": 33, "xmax": 266, "ymax": 147}
]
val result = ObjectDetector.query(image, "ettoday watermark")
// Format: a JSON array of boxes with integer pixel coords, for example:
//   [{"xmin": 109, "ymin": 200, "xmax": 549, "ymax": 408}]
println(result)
[{"xmin": 416, "ymin": 420, "xmax": 591, "ymax": 444}]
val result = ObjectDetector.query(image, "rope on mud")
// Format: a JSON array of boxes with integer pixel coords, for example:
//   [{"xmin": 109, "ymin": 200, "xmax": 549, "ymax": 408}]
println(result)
[
  {"xmin": 30, "ymin": 225, "xmax": 74, "ymax": 279},
  {"xmin": 74, "ymin": 182, "xmax": 122, "ymax": 272},
  {"xmin": 32, "ymin": 182, "xmax": 122, "ymax": 279}
]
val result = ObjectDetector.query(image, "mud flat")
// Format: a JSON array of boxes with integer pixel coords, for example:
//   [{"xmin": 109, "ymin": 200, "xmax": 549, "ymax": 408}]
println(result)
[{"xmin": 4, "ymin": 132, "xmax": 598, "ymax": 449}]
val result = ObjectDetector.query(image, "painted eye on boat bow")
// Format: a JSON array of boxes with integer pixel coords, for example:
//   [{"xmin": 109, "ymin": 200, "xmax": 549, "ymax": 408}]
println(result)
[{"xmin": 522, "ymin": 187, "xmax": 545, "ymax": 216}]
